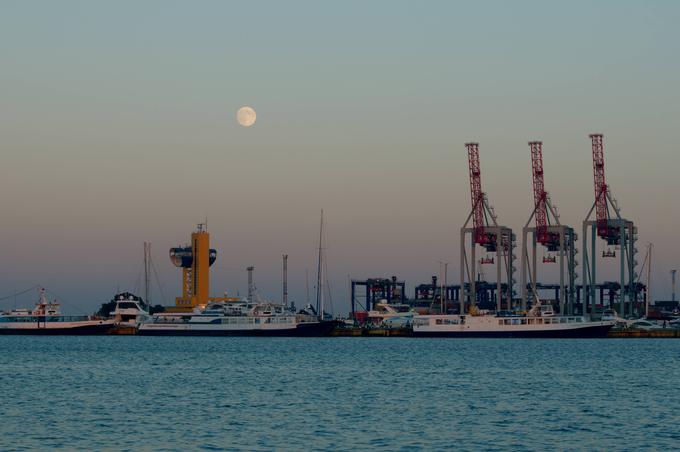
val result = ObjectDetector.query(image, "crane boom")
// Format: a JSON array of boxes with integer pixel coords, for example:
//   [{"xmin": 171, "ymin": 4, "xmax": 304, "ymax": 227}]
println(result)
[
  {"xmin": 466, "ymin": 142, "xmax": 486, "ymax": 246},
  {"xmin": 590, "ymin": 134, "xmax": 609, "ymax": 239},
  {"xmin": 529, "ymin": 141, "xmax": 549, "ymax": 244}
]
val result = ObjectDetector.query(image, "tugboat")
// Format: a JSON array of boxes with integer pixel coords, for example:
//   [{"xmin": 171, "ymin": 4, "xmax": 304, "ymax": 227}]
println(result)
[
  {"xmin": 0, "ymin": 288, "xmax": 114, "ymax": 335},
  {"xmin": 137, "ymin": 299, "xmax": 334, "ymax": 336},
  {"xmin": 412, "ymin": 301, "xmax": 615, "ymax": 338}
]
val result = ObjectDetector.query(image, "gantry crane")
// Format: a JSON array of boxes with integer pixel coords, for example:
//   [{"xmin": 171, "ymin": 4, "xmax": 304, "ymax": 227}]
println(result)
[
  {"xmin": 460, "ymin": 143, "xmax": 515, "ymax": 313},
  {"xmin": 582, "ymin": 134, "xmax": 638, "ymax": 318},
  {"xmin": 520, "ymin": 141, "xmax": 577, "ymax": 314}
]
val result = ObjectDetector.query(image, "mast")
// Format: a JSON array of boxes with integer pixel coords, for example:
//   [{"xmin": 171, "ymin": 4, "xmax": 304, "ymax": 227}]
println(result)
[
  {"xmin": 646, "ymin": 243, "xmax": 652, "ymax": 318},
  {"xmin": 247, "ymin": 266, "xmax": 254, "ymax": 302},
  {"xmin": 672, "ymin": 269, "xmax": 677, "ymax": 303},
  {"xmin": 316, "ymin": 209, "xmax": 324, "ymax": 317},
  {"xmin": 282, "ymin": 254, "xmax": 288, "ymax": 307},
  {"xmin": 144, "ymin": 242, "xmax": 151, "ymax": 307}
]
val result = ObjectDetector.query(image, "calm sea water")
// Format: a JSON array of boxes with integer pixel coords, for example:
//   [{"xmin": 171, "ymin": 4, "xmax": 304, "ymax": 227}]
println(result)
[{"xmin": 1, "ymin": 337, "xmax": 679, "ymax": 451}]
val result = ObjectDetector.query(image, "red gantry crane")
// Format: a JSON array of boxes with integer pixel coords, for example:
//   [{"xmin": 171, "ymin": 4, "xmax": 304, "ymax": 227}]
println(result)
[
  {"xmin": 460, "ymin": 143, "xmax": 515, "ymax": 314},
  {"xmin": 521, "ymin": 141, "xmax": 577, "ymax": 314},
  {"xmin": 582, "ymin": 134, "xmax": 638, "ymax": 318}
]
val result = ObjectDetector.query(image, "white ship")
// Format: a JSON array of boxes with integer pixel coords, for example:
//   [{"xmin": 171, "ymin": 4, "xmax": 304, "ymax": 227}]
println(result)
[
  {"xmin": 111, "ymin": 293, "xmax": 149, "ymax": 327},
  {"xmin": 0, "ymin": 288, "xmax": 114, "ymax": 335},
  {"xmin": 412, "ymin": 303, "xmax": 615, "ymax": 338},
  {"xmin": 367, "ymin": 300, "xmax": 414, "ymax": 326},
  {"xmin": 137, "ymin": 300, "xmax": 335, "ymax": 337}
]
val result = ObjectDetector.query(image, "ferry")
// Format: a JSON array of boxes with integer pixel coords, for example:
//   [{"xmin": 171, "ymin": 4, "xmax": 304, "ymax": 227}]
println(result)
[
  {"xmin": 412, "ymin": 303, "xmax": 615, "ymax": 338},
  {"xmin": 0, "ymin": 289, "xmax": 114, "ymax": 335},
  {"xmin": 137, "ymin": 300, "xmax": 335, "ymax": 337}
]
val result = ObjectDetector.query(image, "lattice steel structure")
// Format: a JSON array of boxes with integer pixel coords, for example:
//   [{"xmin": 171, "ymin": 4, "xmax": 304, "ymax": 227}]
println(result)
[
  {"xmin": 582, "ymin": 134, "xmax": 639, "ymax": 318},
  {"xmin": 520, "ymin": 141, "xmax": 577, "ymax": 314},
  {"xmin": 460, "ymin": 143, "xmax": 516, "ymax": 313}
]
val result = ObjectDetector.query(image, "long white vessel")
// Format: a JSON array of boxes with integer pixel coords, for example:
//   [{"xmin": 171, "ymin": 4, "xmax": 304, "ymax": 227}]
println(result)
[
  {"xmin": 138, "ymin": 300, "xmax": 335, "ymax": 337},
  {"xmin": 0, "ymin": 289, "xmax": 114, "ymax": 335},
  {"xmin": 412, "ymin": 304, "xmax": 615, "ymax": 338}
]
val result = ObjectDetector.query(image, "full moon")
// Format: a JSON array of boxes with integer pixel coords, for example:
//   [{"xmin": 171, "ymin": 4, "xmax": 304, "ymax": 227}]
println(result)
[{"xmin": 237, "ymin": 106, "xmax": 256, "ymax": 127}]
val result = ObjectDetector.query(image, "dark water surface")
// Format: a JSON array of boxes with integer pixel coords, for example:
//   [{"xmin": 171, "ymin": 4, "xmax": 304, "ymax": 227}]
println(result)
[{"xmin": 1, "ymin": 337, "xmax": 679, "ymax": 451}]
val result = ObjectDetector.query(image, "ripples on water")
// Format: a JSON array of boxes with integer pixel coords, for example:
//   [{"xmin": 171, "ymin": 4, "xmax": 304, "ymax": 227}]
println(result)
[{"xmin": 1, "ymin": 337, "xmax": 679, "ymax": 451}]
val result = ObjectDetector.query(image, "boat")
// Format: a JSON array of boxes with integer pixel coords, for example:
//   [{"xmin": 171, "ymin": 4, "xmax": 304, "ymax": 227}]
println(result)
[
  {"xmin": 601, "ymin": 308, "xmax": 628, "ymax": 329},
  {"xmin": 111, "ymin": 293, "xmax": 149, "ymax": 327},
  {"xmin": 412, "ymin": 302, "xmax": 615, "ymax": 338},
  {"xmin": 625, "ymin": 319, "xmax": 665, "ymax": 331},
  {"xmin": 137, "ymin": 300, "xmax": 335, "ymax": 337},
  {"xmin": 367, "ymin": 300, "xmax": 414, "ymax": 326},
  {"xmin": 108, "ymin": 292, "xmax": 150, "ymax": 334},
  {"xmin": 0, "ymin": 288, "xmax": 114, "ymax": 335}
]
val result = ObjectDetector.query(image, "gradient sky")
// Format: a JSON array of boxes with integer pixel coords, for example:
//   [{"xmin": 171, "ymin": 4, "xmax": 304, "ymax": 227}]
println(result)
[{"xmin": 1, "ymin": 1, "xmax": 679, "ymax": 314}]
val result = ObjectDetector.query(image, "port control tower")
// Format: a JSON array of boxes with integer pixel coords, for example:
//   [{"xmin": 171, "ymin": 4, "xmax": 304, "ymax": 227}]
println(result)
[{"xmin": 169, "ymin": 223, "xmax": 233, "ymax": 311}]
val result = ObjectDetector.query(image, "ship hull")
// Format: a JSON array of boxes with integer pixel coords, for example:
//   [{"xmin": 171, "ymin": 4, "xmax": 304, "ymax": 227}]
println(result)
[
  {"xmin": 138, "ymin": 320, "xmax": 336, "ymax": 337},
  {"xmin": 413, "ymin": 323, "xmax": 613, "ymax": 338},
  {"xmin": 0, "ymin": 322, "xmax": 114, "ymax": 335}
]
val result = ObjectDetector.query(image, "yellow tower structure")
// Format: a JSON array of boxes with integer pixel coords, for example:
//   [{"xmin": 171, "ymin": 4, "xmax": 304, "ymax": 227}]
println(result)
[{"xmin": 169, "ymin": 224, "xmax": 238, "ymax": 312}]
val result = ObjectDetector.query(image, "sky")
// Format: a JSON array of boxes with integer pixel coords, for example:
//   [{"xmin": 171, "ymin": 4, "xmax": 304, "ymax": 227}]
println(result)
[{"xmin": 1, "ymin": 1, "xmax": 679, "ymax": 314}]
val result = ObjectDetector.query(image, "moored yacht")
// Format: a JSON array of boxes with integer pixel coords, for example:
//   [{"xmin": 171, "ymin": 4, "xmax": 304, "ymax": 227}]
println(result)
[
  {"xmin": 0, "ymin": 288, "xmax": 114, "ymax": 335},
  {"xmin": 110, "ymin": 292, "xmax": 149, "ymax": 329},
  {"xmin": 367, "ymin": 300, "xmax": 414, "ymax": 326}
]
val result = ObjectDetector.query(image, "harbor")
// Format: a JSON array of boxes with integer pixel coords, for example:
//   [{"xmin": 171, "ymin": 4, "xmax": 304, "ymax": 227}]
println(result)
[
  {"xmin": 2, "ymin": 136, "xmax": 677, "ymax": 339},
  {"xmin": 4, "ymin": 2, "xmax": 680, "ymax": 451}
]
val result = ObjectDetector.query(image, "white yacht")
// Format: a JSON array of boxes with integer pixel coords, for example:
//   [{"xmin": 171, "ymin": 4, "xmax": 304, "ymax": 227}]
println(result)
[
  {"xmin": 0, "ymin": 288, "xmax": 114, "ymax": 335},
  {"xmin": 412, "ymin": 302, "xmax": 615, "ymax": 338},
  {"xmin": 138, "ymin": 300, "xmax": 335, "ymax": 337},
  {"xmin": 367, "ymin": 300, "xmax": 414, "ymax": 326},
  {"xmin": 111, "ymin": 293, "xmax": 149, "ymax": 328}
]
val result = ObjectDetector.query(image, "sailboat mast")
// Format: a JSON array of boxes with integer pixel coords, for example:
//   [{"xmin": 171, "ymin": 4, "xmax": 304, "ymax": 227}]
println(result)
[
  {"xmin": 306, "ymin": 268, "xmax": 310, "ymax": 305},
  {"xmin": 316, "ymin": 209, "xmax": 324, "ymax": 317},
  {"xmin": 646, "ymin": 243, "xmax": 652, "ymax": 318},
  {"xmin": 144, "ymin": 242, "xmax": 151, "ymax": 307}
]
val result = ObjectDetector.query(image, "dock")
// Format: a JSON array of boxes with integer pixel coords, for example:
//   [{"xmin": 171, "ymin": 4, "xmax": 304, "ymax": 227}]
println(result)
[
  {"xmin": 330, "ymin": 326, "xmax": 412, "ymax": 337},
  {"xmin": 608, "ymin": 329, "xmax": 680, "ymax": 338}
]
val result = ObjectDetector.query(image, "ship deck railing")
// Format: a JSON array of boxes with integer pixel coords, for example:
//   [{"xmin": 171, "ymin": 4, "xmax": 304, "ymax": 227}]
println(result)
[
  {"xmin": 150, "ymin": 314, "xmax": 320, "ymax": 325},
  {"xmin": 414, "ymin": 315, "xmax": 589, "ymax": 327},
  {"xmin": 0, "ymin": 315, "xmax": 93, "ymax": 323},
  {"xmin": 497, "ymin": 316, "xmax": 585, "ymax": 326}
]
